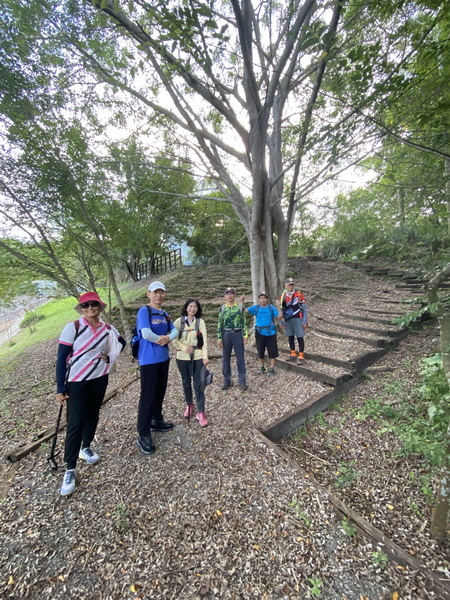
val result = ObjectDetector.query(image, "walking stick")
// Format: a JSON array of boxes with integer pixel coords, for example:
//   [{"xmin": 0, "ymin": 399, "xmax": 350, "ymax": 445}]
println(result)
[
  {"xmin": 188, "ymin": 352, "xmax": 194, "ymax": 426},
  {"xmin": 47, "ymin": 404, "xmax": 63, "ymax": 471}
]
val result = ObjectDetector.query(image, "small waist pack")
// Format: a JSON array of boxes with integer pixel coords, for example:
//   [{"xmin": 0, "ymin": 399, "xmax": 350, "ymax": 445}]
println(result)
[{"xmin": 283, "ymin": 307, "xmax": 296, "ymax": 320}]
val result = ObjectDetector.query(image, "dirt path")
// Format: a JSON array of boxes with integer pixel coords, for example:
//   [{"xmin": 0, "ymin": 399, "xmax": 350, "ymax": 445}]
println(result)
[{"xmin": 0, "ymin": 261, "xmax": 447, "ymax": 600}]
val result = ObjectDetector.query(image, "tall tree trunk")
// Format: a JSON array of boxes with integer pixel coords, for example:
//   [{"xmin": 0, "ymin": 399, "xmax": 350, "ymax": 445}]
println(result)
[
  {"xmin": 427, "ymin": 265, "xmax": 450, "ymax": 540},
  {"xmin": 446, "ymin": 158, "xmax": 450, "ymax": 238}
]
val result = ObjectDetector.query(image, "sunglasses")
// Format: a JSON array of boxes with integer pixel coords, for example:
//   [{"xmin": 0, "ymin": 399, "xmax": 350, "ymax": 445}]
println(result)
[{"xmin": 80, "ymin": 301, "xmax": 101, "ymax": 309}]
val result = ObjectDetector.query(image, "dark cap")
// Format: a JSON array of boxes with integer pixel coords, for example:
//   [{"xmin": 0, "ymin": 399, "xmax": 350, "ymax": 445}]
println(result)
[
  {"xmin": 284, "ymin": 278, "xmax": 295, "ymax": 285},
  {"xmin": 259, "ymin": 291, "xmax": 269, "ymax": 297},
  {"xmin": 224, "ymin": 287, "xmax": 235, "ymax": 294}
]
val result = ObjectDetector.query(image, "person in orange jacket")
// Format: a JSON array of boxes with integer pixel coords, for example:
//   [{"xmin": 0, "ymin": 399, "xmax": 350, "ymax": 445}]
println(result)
[{"xmin": 278, "ymin": 278, "xmax": 308, "ymax": 365}]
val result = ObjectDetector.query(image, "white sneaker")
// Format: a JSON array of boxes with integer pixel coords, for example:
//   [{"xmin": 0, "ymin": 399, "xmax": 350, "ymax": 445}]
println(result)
[
  {"xmin": 60, "ymin": 469, "xmax": 76, "ymax": 496},
  {"xmin": 78, "ymin": 447, "xmax": 100, "ymax": 464}
]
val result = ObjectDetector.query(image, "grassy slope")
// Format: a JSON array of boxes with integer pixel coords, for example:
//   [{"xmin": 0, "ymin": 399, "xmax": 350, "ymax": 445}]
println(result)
[{"xmin": 0, "ymin": 281, "xmax": 150, "ymax": 361}]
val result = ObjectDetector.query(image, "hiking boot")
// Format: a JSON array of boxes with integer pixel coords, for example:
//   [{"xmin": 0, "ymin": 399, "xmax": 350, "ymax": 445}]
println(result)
[
  {"xmin": 239, "ymin": 384, "xmax": 248, "ymax": 391},
  {"xmin": 60, "ymin": 469, "xmax": 76, "ymax": 496},
  {"xmin": 296, "ymin": 352, "xmax": 305, "ymax": 365},
  {"xmin": 150, "ymin": 419, "xmax": 174, "ymax": 432},
  {"xmin": 79, "ymin": 447, "xmax": 100, "ymax": 465},
  {"xmin": 183, "ymin": 404, "xmax": 195, "ymax": 418},
  {"xmin": 222, "ymin": 381, "xmax": 231, "ymax": 390},
  {"xmin": 257, "ymin": 366, "xmax": 266, "ymax": 375},
  {"xmin": 266, "ymin": 367, "xmax": 275, "ymax": 377},
  {"xmin": 136, "ymin": 435, "xmax": 155, "ymax": 455},
  {"xmin": 196, "ymin": 412, "xmax": 209, "ymax": 427},
  {"xmin": 286, "ymin": 352, "xmax": 297, "ymax": 362}
]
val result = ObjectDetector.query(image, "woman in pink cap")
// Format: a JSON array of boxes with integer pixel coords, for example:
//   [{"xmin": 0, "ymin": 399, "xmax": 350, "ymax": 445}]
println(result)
[{"xmin": 55, "ymin": 292, "xmax": 126, "ymax": 496}]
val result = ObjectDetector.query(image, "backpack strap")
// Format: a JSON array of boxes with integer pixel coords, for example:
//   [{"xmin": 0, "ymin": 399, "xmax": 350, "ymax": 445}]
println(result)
[{"xmin": 178, "ymin": 317, "xmax": 200, "ymax": 340}]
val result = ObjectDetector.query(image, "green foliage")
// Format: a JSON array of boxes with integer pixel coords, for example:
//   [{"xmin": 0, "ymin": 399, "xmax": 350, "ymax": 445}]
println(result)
[
  {"xmin": 371, "ymin": 550, "xmax": 389, "ymax": 570},
  {"xmin": 188, "ymin": 197, "xmax": 249, "ymax": 264},
  {"xmin": 334, "ymin": 461, "xmax": 360, "ymax": 488},
  {"xmin": 341, "ymin": 517, "xmax": 357, "ymax": 539},
  {"xmin": 19, "ymin": 311, "xmax": 45, "ymax": 332},
  {"xmin": 368, "ymin": 355, "xmax": 450, "ymax": 465},
  {"xmin": 289, "ymin": 498, "xmax": 311, "ymax": 527},
  {"xmin": 308, "ymin": 577, "xmax": 323, "ymax": 597}
]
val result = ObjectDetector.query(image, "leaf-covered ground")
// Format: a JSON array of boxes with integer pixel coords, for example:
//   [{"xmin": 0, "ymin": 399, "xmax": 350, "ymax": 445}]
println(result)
[{"xmin": 0, "ymin": 261, "xmax": 448, "ymax": 599}]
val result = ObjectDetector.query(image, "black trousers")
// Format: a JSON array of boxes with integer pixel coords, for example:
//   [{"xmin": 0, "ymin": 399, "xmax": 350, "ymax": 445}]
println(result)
[
  {"xmin": 65, "ymin": 375, "xmax": 109, "ymax": 470},
  {"xmin": 176, "ymin": 358, "xmax": 205, "ymax": 412},
  {"xmin": 288, "ymin": 336, "xmax": 305, "ymax": 353},
  {"xmin": 137, "ymin": 361, "xmax": 170, "ymax": 436}
]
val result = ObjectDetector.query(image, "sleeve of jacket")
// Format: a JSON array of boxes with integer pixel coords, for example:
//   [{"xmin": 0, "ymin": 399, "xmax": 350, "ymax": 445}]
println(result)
[
  {"xmin": 200, "ymin": 318, "xmax": 208, "ymax": 359},
  {"xmin": 172, "ymin": 318, "xmax": 185, "ymax": 352},
  {"xmin": 217, "ymin": 307, "xmax": 223, "ymax": 341}
]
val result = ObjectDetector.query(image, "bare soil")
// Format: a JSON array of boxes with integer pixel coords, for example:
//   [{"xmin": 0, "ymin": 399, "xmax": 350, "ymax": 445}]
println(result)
[{"xmin": 0, "ymin": 261, "xmax": 448, "ymax": 600}]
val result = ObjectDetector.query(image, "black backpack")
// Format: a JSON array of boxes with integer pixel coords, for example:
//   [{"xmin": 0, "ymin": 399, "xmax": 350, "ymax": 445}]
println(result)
[
  {"xmin": 178, "ymin": 317, "xmax": 204, "ymax": 349},
  {"xmin": 131, "ymin": 307, "xmax": 171, "ymax": 361}
]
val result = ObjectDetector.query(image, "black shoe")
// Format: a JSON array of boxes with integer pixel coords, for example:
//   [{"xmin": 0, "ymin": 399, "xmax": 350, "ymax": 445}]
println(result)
[
  {"xmin": 239, "ymin": 384, "xmax": 248, "ymax": 391},
  {"xmin": 136, "ymin": 435, "xmax": 155, "ymax": 455},
  {"xmin": 221, "ymin": 382, "xmax": 231, "ymax": 390},
  {"xmin": 150, "ymin": 420, "xmax": 174, "ymax": 432}
]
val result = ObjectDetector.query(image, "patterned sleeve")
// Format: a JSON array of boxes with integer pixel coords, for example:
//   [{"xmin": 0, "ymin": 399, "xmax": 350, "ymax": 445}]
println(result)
[{"xmin": 217, "ymin": 307, "xmax": 223, "ymax": 340}]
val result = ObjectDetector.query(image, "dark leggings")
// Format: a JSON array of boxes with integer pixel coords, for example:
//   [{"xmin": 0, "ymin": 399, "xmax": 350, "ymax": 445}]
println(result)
[
  {"xmin": 288, "ymin": 336, "xmax": 304, "ymax": 353},
  {"xmin": 65, "ymin": 375, "xmax": 109, "ymax": 470}
]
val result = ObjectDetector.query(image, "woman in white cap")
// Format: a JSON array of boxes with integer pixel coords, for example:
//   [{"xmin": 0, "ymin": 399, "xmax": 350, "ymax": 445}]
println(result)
[
  {"xmin": 55, "ymin": 291, "xmax": 126, "ymax": 496},
  {"xmin": 135, "ymin": 281, "xmax": 178, "ymax": 455}
]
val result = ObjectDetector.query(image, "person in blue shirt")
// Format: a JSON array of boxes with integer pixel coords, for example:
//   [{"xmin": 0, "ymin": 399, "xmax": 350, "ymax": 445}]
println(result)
[
  {"xmin": 135, "ymin": 281, "xmax": 178, "ymax": 455},
  {"xmin": 240, "ymin": 292, "xmax": 281, "ymax": 376}
]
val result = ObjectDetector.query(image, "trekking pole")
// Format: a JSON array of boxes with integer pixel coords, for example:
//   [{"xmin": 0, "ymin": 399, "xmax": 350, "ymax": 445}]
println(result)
[
  {"xmin": 188, "ymin": 351, "xmax": 195, "ymax": 426},
  {"xmin": 47, "ymin": 404, "xmax": 63, "ymax": 471}
]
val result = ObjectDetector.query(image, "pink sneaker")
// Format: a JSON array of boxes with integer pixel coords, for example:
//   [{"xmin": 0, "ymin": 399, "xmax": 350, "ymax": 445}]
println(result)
[
  {"xmin": 183, "ymin": 404, "xmax": 195, "ymax": 418},
  {"xmin": 196, "ymin": 412, "xmax": 209, "ymax": 427}
]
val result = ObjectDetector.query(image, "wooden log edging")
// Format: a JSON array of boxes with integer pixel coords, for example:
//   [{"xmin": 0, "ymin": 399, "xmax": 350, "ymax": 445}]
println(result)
[
  {"xmin": 318, "ymin": 316, "xmax": 406, "ymax": 338},
  {"xmin": 279, "ymin": 348, "xmax": 354, "ymax": 370},
  {"xmin": 245, "ymin": 348, "xmax": 351, "ymax": 386},
  {"xmin": 261, "ymin": 374, "xmax": 363, "ymax": 441},
  {"xmin": 254, "ymin": 429, "xmax": 450, "ymax": 600},
  {"xmin": 5, "ymin": 372, "xmax": 140, "ymax": 463},
  {"xmin": 313, "ymin": 326, "xmax": 393, "ymax": 348}
]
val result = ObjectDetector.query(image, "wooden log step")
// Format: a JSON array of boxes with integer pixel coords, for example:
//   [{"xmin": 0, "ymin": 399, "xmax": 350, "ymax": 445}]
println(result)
[
  {"xmin": 350, "ymin": 348, "xmax": 388, "ymax": 370},
  {"xmin": 321, "ymin": 285, "xmax": 354, "ymax": 291},
  {"xmin": 318, "ymin": 317, "xmax": 405, "ymax": 338},
  {"xmin": 370, "ymin": 268, "xmax": 388, "ymax": 275},
  {"xmin": 339, "ymin": 313, "xmax": 395, "ymax": 326},
  {"xmin": 245, "ymin": 348, "xmax": 351, "ymax": 386},
  {"xmin": 313, "ymin": 326, "xmax": 388, "ymax": 348},
  {"xmin": 278, "ymin": 348, "xmax": 354, "ymax": 370},
  {"xmin": 395, "ymin": 284, "xmax": 424, "ymax": 290},
  {"xmin": 386, "ymin": 269, "xmax": 405, "ymax": 277},
  {"xmin": 353, "ymin": 305, "xmax": 404, "ymax": 316},
  {"xmin": 403, "ymin": 278, "xmax": 429, "ymax": 285}
]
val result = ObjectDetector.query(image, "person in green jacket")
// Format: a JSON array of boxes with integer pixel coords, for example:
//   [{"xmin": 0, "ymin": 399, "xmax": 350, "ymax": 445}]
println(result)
[{"xmin": 217, "ymin": 287, "xmax": 248, "ymax": 391}]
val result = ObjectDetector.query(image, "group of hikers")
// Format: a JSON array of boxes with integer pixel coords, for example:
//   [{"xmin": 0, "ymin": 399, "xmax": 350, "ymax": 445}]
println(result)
[{"xmin": 55, "ymin": 278, "xmax": 308, "ymax": 496}]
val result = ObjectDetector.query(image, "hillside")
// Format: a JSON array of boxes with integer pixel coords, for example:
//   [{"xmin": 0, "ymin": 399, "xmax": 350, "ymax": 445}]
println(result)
[{"xmin": 0, "ymin": 259, "xmax": 448, "ymax": 600}]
